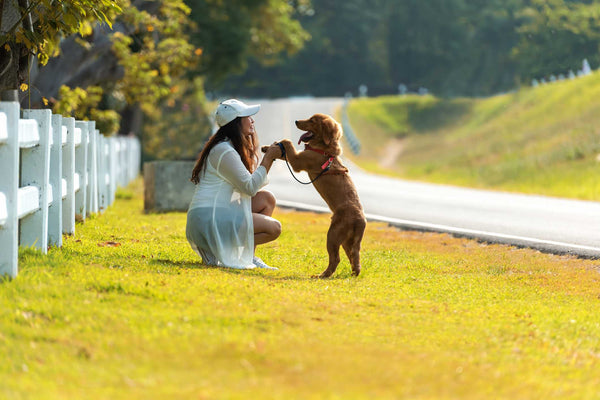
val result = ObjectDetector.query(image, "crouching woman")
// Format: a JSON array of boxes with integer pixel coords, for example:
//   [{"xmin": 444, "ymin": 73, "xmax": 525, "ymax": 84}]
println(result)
[{"xmin": 186, "ymin": 99, "xmax": 282, "ymax": 270}]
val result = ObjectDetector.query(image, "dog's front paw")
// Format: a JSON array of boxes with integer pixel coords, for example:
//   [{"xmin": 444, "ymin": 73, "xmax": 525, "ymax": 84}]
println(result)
[{"xmin": 279, "ymin": 139, "xmax": 293, "ymax": 148}]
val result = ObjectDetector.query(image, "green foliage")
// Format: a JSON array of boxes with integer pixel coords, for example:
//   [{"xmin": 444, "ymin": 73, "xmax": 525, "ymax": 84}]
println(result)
[
  {"xmin": 46, "ymin": 0, "xmax": 309, "ymax": 160},
  {"xmin": 112, "ymin": 0, "xmax": 198, "ymax": 114},
  {"xmin": 3, "ymin": 0, "xmax": 311, "ymax": 159},
  {"xmin": 187, "ymin": 0, "xmax": 310, "ymax": 82},
  {"xmin": 346, "ymin": 71, "xmax": 600, "ymax": 200},
  {"xmin": 143, "ymin": 77, "xmax": 212, "ymax": 160},
  {"xmin": 53, "ymin": 86, "xmax": 120, "ymax": 135},
  {"xmin": 49, "ymin": 0, "xmax": 207, "ymax": 154},
  {"xmin": 513, "ymin": 0, "xmax": 600, "ymax": 80},
  {"xmin": 1, "ymin": 180, "xmax": 600, "ymax": 398},
  {"xmin": 0, "ymin": 0, "xmax": 122, "ymax": 65},
  {"xmin": 136, "ymin": 0, "xmax": 311, "ymax": 159},
  {"xmin": 218, "ymin": 0, "xmax": 600, "ymax": 97}
]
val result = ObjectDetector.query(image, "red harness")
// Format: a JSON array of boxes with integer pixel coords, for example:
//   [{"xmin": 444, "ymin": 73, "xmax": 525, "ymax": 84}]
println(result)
[
  {"xmin": 305, "ymin": 144, "xmax": 335, "ymax": 171},
  {"xmin": 279, "ymin": 142, "xmax": 347, "ymax": 185}
]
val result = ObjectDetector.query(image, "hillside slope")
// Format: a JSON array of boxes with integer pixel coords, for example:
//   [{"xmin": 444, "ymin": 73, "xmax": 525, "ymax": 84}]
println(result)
[{"xmin": 347, "ymin": 73, "xmax": 600, "ymax": 200}]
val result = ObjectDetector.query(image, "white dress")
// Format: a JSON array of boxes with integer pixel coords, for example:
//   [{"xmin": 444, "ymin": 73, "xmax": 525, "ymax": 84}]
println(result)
[{"xmin": 186, "ymin": 140, "xmax": 268, "ymax": 269}]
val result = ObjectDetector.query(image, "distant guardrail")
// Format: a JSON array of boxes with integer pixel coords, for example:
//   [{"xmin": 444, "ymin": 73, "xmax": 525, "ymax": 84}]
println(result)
[
  {"xmin": 0, "ymin": 101, "xmax": 140, "ymax": 278},
  {"xmin": 341, "ymin": 98, "xmax": 361, "ymax": 155}
]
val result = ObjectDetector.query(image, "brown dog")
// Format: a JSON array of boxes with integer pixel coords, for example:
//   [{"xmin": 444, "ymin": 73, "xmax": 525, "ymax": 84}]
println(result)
[{"xmin": 263, "ymin": 113, "xmax": 366, "ymax": 278}]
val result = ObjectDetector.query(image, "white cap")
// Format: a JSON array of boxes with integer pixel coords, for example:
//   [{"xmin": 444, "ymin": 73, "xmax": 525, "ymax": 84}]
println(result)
[{"xmin": 215, "ymin": 99, "xmax": 261, "ymax": 127}]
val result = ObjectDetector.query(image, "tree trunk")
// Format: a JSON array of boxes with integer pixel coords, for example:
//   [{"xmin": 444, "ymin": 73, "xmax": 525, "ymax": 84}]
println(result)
[
  {"xmin": 119, "ymin": 104, "xmax": 143, "ymax": 136},
  {"xmin": 27, "ymin": 23, "xmax": 124, "ymax": 108},
  {"xmin": 27, "ymin": 0, "xmax": 158, "ymax": 108},
  {"xmin": 0, "ymin": 0, "xmax": 29, "ymax": 95}
]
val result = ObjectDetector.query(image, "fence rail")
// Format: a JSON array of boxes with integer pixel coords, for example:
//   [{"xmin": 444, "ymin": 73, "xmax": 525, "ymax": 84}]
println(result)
[{"xmin": 0, "ymin": 101, "xmax": 140, "ymax": 278}]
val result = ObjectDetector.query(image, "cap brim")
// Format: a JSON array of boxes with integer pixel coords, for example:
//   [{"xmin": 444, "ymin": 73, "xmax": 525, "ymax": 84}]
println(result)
[{"xmin": 238, "ymin": 104, "xmax": 260, "ymax": 117}]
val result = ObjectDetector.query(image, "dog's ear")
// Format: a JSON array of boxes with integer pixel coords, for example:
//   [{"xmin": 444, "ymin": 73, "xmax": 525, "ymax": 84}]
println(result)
[{"xmin": 321, "ymin": 117, "xmax": 342, "ymax": 145}]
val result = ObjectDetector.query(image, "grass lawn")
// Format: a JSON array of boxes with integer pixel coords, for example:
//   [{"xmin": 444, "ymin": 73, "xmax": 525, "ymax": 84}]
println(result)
[
  {"xmin": 346, "ymin": 72, "xmax": 600, "ymax": 201},
  {"xmin": 2, "ymin": 179, "xmax": 600, "ymax": 399}
]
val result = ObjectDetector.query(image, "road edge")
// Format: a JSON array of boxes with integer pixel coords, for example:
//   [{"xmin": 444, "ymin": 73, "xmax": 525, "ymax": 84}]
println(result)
[{"xmin": 276, "ymin": 200, "xmax": 600, "ymax": 260}]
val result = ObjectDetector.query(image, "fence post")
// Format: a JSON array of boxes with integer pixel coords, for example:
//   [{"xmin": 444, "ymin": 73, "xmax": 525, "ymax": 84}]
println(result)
[
  {"xmin": 133, "ymin": 137, "xmax": 141, "ymax": 182},
  {"xmin": 97, "ymin": 134, "xmax": 108, "ymax": 212},
  {"xmin": 86, "ymin": 121, "xmax": 98, "ymax": 214},
  {"xmin": 48, "ymin": 113, "xmax": 63, "ymax": 247},
  {"xmin": 109, "ymin": 137, "xmax": 117, "ymax": 204},
  {"xmin": 21, "ymin": 109, "xmax": 52, "ymax": 253},
  {"xmin": 0, "ymin": 101, "xmax": 20, "ymax": 278},
  {"xmin": 62, "ymin": 117, "xmax": 76, "ymax": 234},
  {"xmin": 119, "ymin": 137, "xmax": 127, "ymax": 186},
  {"xmin": 75, "ymin": 121, "xmax": 88, "ymax": 220}
]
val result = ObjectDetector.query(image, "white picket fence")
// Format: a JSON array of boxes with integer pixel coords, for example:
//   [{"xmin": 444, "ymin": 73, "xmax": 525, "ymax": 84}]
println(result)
[{"xmin": 0, "ymin": 101, "xmax": 140, "ymax": 278}]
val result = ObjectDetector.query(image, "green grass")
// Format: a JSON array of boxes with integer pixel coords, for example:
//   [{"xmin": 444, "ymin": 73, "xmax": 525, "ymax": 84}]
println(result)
[
  {"xmin": 346, "ymin": 72, "xmax": 600, "ymax": 200},
  {"xmin": 2, "ymin": 180, "xmax": 600, "ymax": 399}
]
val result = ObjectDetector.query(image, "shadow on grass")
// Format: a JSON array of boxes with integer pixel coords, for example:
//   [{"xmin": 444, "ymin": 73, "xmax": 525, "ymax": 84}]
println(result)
[
  {"xmin": 267, "ymin": 274, "xmax": 355, "ymax": 282},
  {"xmin": 151, "ymin": 259, "xmax": 205, "ymax": 268},
  {"xmin": 407, "ymin": 98, "xmax": 473, "ymax": 133},
  {"xmin": 150, "ymin": 258, "xmax": 358, "ymax": 281}
]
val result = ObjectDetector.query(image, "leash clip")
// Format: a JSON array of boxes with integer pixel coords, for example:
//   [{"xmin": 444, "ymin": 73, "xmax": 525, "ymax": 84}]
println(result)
[{"xmin": 321, "ymin": 157, "xmax": 334, "ymax": 171}]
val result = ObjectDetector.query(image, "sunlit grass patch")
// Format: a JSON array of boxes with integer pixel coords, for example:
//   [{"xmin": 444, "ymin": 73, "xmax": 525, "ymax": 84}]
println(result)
[{"xmin": 1, "ymin": 179, "xmax": 599, "ymax": 399}]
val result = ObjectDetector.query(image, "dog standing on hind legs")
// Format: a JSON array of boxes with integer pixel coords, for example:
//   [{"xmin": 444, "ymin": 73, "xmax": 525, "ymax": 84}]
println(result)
[{"xmin": 263, "ymin": 113, "xmax": 366, "ymax": 278}]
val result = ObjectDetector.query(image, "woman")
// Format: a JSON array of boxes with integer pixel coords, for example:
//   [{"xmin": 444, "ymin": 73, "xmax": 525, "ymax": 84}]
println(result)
[{"xmin": 186, "ymin": 99, "xmax": 282, "ymax": 270}]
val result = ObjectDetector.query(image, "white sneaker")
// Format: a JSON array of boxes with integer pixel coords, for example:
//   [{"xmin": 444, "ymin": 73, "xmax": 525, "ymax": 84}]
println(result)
[{"xmin": 253, "ymin": 256, "xmax": 278, "ymax": 270}]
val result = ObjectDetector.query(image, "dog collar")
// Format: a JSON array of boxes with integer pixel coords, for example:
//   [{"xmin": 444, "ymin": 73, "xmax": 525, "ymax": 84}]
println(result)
[
  {"xmin": 304, "ymin": 144, "xmax": 334, "ymax": 170},
  {"xmin": 304, "ymin": 144, "xmax": 331, "ymax": 157}
]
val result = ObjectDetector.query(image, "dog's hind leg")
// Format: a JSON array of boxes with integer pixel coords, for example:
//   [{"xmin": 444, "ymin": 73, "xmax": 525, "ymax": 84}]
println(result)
[
  {"xmin": 316, "ymin": 219, "xmax": 345, "ymax": 278},
  {"xmin": 342, "ymin": 218, "xmax": 366, "ymax": 276},
  {"xmin": 342, "ymin": 238, "xmax": 361, "ymax": 276}
]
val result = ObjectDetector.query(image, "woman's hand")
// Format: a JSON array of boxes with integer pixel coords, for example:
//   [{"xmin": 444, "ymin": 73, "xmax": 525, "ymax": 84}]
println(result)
[
  {"xmin": 263, "ymin": 142, "xmax": 283, "ymax": 161},
  {"xmin": 259, "ymin": 142, "xmax": 283, "ymax": 174}
]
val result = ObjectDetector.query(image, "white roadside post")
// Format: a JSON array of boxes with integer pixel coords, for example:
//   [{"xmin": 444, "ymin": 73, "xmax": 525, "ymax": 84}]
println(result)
[
  {"xmin": 120, "ymin": 137, "xmax": 127, "ymax": 187},
  {"xmin": 20, "ymin": 109, "xmax": 52, "ymax": 253},
  {"xmin": 62, "ymin": 117, "xmax": 76, "ymax": 234},
  {"xmin": 109, "ymin": 137, "xmax": 117, "ymax": 203},
  {"xmin": 0, "ymin": 101, "xmax": 20, "ymax": 278},
  {"xmin": 48, "ymin": 113, "xmax": 63, "ymax": 247},
  {"xmin": 97, "ymin": 134, "xmax": 108, "ymax": 212},
  {"xmin": 74, "ymin": 121, "xmax": 88, "ymax": 220},
  {"xmin": 86, "ymin": 121, "xmax": 98, "ymax": 214}
]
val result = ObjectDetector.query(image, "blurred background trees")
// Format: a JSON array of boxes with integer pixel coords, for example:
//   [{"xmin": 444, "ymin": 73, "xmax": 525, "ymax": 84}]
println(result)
[
  {"xmin": 218, "ymin": 0, "xmax": 600, "ymax": 98},
  {"xmin": 0, "ymin": 0, "xmax": 309, "ymax": 160},
  {"xmin": 2, "ymin": 0, "xmax": 600, "ymax": 160}
]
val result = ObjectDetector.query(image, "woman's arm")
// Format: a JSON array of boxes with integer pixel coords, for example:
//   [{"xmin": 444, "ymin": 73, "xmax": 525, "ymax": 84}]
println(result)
[
  {"xmin": 258, "ymin": 143, "xmax": 281, "ymax": 174},
  {"xmin": 212, "ymin": 144, "xmax": 279, "ymax": 197}
]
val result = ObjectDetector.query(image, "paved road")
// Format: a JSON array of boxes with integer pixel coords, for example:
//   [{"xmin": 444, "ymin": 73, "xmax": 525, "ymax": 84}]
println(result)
[{"xmin": 252, "ymin": 97, "xmax": 600, "ymax": 258}]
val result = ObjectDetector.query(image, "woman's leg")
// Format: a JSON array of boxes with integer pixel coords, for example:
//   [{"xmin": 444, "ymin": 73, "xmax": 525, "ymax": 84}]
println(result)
[
  {"xmin": 252, "ymin": 190, "xmax": 276, "ymax": 216},
  {"xmin": 252, "ymin": 190, "xmax": 281, "ymax": 245}
]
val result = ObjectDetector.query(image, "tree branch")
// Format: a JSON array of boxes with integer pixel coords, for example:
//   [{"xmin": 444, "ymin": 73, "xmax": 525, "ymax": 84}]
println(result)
[{"xmin": 0, "ymin": 0, "xmax": 42, "ymax": 45}]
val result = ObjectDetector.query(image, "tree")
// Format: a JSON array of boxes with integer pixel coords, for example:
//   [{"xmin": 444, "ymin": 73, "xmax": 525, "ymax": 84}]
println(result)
[
  {"xmin": 13, "ymin": 0, "xmax": 206, "ymax": 163},
  {"xmin": 218, "ymin": 0, "xmax": 530, "ymax": 97},
  {"xmin": 36, "ymin": 0, "xmax": 309, "ymax": 160},
  {"xmin": 214, "ymin": 0, "xmax": 388, "ymax": 97},
  {"xmin": 384, "ymin": 0, "xmax": 471, "ymax": 95},
  {"xmin": 0, "ymin": 0, "xmax": 122, "ymax": 98},
  {"xmin": 512, "ymin": 0, "xmax": 600, "ymax": 81},
  {"xmin": 186, "ymin": 0, "xmax": 310, "ymax": 84}
]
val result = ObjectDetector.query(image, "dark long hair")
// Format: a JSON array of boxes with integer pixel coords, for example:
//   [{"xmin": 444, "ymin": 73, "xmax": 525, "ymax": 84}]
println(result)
[{"xmin": 190, "ymin": 117, "xmax": 258, "ymax": 184}]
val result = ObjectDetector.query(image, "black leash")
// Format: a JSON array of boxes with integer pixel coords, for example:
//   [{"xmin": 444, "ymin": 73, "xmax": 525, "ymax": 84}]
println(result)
[{"xmin": 277, "ymin": 142, "xmax": 330, "ymax": 185}]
